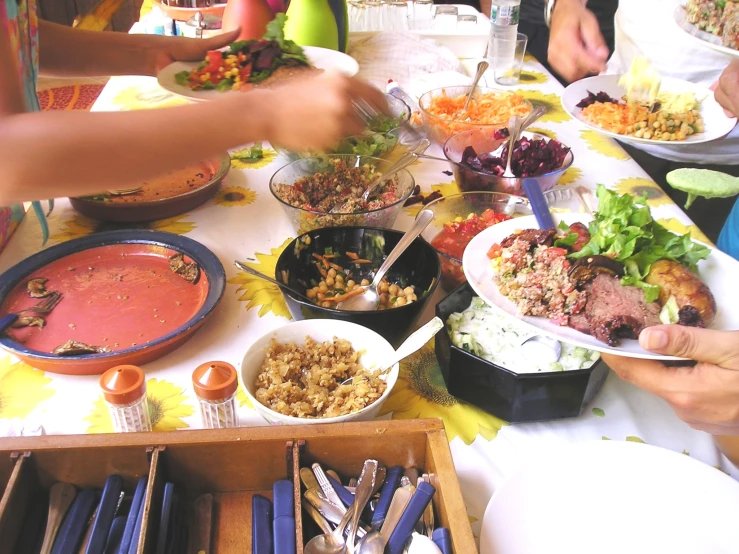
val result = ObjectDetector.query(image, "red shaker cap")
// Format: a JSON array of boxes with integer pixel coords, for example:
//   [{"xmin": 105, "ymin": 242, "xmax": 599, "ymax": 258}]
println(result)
[
  {"xmin": 192, "ymin": 361, "xmax": 238, "ymax": 401},
  {"xmin": 99, "ymin": 365, "xmax": 146, "ymax": 405}
]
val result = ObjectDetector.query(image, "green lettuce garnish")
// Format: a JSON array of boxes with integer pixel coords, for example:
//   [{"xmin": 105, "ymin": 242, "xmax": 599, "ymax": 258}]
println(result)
[{"xmin": 569, "ymin": 184, "xmax": 711, "ymax": 303}]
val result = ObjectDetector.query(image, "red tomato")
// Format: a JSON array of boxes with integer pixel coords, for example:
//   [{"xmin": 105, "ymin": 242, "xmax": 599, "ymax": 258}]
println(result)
[
  {"xmin": 239, "ymin": 63, "xmax": 252, "ymax": 81},
  {"xmin": 569, "ymin": 222, "xmax": 590, "ymax": 252},
  {"xmin": 204, "ymin": 51, "xmax": 223, "ymax": 73},
  {"xmin": 487, "ymin": 243, "xmax": 502, "ymax": 259}
]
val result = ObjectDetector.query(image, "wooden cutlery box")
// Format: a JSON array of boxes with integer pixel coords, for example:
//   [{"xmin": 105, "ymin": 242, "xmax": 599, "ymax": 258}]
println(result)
[{"xmin": 0, "ymin": 419, "xmax": 477, "ymax": 553}]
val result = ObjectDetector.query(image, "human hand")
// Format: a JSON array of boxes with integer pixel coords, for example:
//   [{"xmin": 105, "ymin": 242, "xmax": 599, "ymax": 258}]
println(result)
[
  {"xmin": 256, "ymin": 71, "xmax": 388, "ymax": 152},
  {"xmin": 602, "ymin": 326, "xmax": 739, "ymax": 435},
  {"xmin": 148, "ymin": 29, "xmax": 243, "ymax": 74},
  {"xmin": 711, "ymin": 60, "xmax": 739, "ymax": 118},
  {"xmin": 548, "ymin": 0, "xmax": 609, "ymax": 83}
]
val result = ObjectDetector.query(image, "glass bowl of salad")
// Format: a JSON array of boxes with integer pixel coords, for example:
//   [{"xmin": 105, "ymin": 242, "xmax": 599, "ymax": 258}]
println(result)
[
  {"xmin": 420, "ymin": 191, "xmax": 531, "ymax": 291},
  {"xmin": 270, "ymin": 154, "xmax": 416, "ymax": 235},
  {"xmin": 274, "ymin": 94, "xmax": 410, "ymax": 161},
  {"xmin": 443, "ymin": 128, "xmax": 574, "ymax": 197}
]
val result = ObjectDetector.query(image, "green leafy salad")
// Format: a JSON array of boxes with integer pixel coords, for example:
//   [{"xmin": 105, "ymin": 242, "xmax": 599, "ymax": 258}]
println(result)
[{"xmin": 564, "ymin": 184, "xmax": 711, "ymax": 303}]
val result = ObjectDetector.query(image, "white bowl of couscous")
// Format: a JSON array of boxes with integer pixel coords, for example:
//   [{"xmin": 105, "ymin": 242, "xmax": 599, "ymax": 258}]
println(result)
[{"xmin": 240, "ymin": 319, "xmax": 400, "ymax": 426}]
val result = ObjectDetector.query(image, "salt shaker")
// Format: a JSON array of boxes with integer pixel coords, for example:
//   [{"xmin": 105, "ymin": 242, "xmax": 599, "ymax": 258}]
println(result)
[
  {"xmin": 99, "ymin": 365, "xmax": 152, "ymax": 433},
  {"xmin": 192, "ymin": 361, "xmax": 239, "ymax": 429}
]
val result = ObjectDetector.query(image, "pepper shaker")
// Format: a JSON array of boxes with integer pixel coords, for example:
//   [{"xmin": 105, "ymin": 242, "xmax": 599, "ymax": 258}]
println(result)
[
  {"xmin": 99, "ymin": 365, "xmax": 152, "ymax": 433},
  {"xmin": 192, "ymin": 361, "xmax": 239, "ymax": 429}
]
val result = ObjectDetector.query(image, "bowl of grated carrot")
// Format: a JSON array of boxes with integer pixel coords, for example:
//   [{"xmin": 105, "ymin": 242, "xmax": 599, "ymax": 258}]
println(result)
[{"xmin": 415, "ymin": 86, "xmax": 533, "ymax": 145}]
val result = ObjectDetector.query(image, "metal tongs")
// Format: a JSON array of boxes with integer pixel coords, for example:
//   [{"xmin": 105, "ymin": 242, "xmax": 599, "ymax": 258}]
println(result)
[{"xmin": 352, "ymin": 98, "xmax": 427, "ymax": 148}]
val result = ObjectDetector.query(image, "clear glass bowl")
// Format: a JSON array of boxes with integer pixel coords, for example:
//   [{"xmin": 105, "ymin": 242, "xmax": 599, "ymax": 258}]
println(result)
[
  {"xmin": 420, "ymin": 191, "xmax": 531, "ymax": 291},
  {"xmin": 418, "ymin": 85, "xmax": 532, "ymax": 145},
  {"xmin": 270, "ymin": 154, "xmax": 416, "ymax": 235},
  {"xmin": 274, "ymin": 94, "xmax": 411, "ymax": 162},
  {"xmin": 443, "ymin": 128, "xmax": 574, "ymax": 197}
]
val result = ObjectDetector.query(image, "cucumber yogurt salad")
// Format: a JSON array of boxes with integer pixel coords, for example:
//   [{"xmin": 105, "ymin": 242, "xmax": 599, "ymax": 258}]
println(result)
[{"xmin": 447, "ymin": 297, "xmax": 600, "ymax": 373}]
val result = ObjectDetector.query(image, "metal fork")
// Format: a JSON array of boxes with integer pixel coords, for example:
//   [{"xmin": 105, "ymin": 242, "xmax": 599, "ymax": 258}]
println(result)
[
  {"xmin": 107, "ymin": 187, "xmax": 142, "ymax": 196},
  {"xmin": 0, "ymin": 292, "xmax": 63, "ymax": 333}
]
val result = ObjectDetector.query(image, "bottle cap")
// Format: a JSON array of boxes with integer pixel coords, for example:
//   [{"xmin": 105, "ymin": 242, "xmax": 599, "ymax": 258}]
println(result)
[
  {"xmin": 99, "ymin": 365, "xmax": 146, "ymax": 405},
  {"xmin": 192, "ymin": 361, "xmax": 238, "ymax": 401}
]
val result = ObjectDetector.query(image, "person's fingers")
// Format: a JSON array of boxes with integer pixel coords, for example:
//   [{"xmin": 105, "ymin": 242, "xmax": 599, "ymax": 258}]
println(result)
[
  {"xmin": 710, "ymin": 81, "xmax": 719, "ymax": 92},
  {"xmin": 578, "ymin": 11, "xmax": 609, "ymax": 73},
  {"xmin": 639, "ymin": 326, "xmax": 739, "ymax": 367},
  {"xmin": 714, "ymin": 85, "xmax": 738, "ymax": 118},
  {"xmin": 602, "ymin": 353, "xmax": 683, "ymax": 394}
]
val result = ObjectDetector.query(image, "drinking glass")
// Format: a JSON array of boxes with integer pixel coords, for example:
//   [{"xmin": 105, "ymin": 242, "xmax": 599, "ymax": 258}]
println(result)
[
  {"xmin": 493, "ymin": 33, "xmax": 528, "ymax": 86},
  {"xmin": 348, "ymin": 0, "xmax": 367, "ymax": 32},
  {"xmin": 409, "ymin": 0, "xmax": 433, "ymax": 30},
  {"xmin": 365, "ymin": 0, "xmax": 382, "ymax": 31},
  {"xmin": 434, "ymin": 5, "xmax": 458, "ymax": 31},
  {"xmin": 457, "ymin": 14, "xmax": 477, "ymax": 32},
  {"xmin": 390, "ymin": 0, "xmax": 409, "ymax": 30}
]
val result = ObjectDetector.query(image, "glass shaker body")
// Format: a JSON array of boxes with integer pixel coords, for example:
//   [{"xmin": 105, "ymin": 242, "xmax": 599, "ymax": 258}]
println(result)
[
  {"xmin": 192, "ymin": 361, "xmax": 239, "ymax": 429},
  {"xmin": 99, "ymin": 365, "xmax": 152, "ymax": 433}
]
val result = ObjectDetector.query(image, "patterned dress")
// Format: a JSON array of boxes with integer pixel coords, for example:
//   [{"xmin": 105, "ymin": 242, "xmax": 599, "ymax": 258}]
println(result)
[{"xmin": 1, "ymin": 0, "xmax": 50, "ymax": 247}]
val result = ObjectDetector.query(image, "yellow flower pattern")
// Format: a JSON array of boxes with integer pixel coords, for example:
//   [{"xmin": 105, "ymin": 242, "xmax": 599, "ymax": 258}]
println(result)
[
  {"xmin": 380, "ymin": 341, "xmax": 505, "ymax": 445},
  {"xmin": 51, "ymin": 214, "xmax": 196, "ymax": 242},
  {"xmin": 658, "ymin": 218, "xmax": 712, "ymax": 245},
  {"xmin": 615, "ymin": 177, "xmax": 671, "ymax": 207},
  {"xmin": 403, "ymin": 182, "xmax": 460, "ymax": 217},
  {"xmin": 111, "ymin": 86, "xmax": 188, "ymax": 111},
  {"xmin": 229, "ymin": 237, "xmax": 294, "ymax": 319},
  {"xmin": 214, "ymin": 186, "xmax": 257, "ymax": 207},
  {"xmin": 526, "ymin": 127, "xmax": 558, "ymax": 140},
  {"xmin": 559, "ymin": 167, "xmax": 584, "ymax": 186},
  {"xmin": 0, "ymin": 357, "xmax": 53, "ymax": 419},
  {"xmin": 231, "ymin": 147, "xmax": 278, "ymax": 170},
  {"xmin": 85, "ymin": 378, "xmax": 194, "ymax": 433},
  {"xmin": 237, "ymin": 386, "xmax": 254, "ymax": 408},
  {"xmin": 518, "ymin": 70, "xmax": 549, "ymax": 85},
  {"xmin": 515, "ymin": 90, "xmax": 570, "ymax": 123},
  {"xmin": 581, "ymin": 130, "xmax": 631, "ymax": 160}
]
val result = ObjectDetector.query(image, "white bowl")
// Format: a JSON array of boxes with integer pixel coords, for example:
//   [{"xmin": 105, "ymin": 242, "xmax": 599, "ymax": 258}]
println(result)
[{"xmin": 240, "ymin": 319, "xmax": 399, "ymax": 426}]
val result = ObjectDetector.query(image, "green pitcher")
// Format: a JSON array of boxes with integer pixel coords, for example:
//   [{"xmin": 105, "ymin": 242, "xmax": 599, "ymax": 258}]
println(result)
[{"xmin": 284, "ymin": 0, "xmax": 339, "ymax": 50}]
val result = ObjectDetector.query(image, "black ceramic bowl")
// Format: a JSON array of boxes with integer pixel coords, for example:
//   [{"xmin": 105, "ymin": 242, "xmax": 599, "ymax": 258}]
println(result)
[
  {"xmin": 435, "ymin": 283, "xmax": 609, "ymax": 423},
  {"xmin": 274, "ymin": 227, "xmax": 440, "ymax": 348}
]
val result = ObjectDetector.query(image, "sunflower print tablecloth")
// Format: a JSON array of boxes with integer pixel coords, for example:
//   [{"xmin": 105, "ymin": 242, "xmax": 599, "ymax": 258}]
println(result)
[{"xmin": 0, "ymin": 56, "xmax": 735, "ymax": 544}]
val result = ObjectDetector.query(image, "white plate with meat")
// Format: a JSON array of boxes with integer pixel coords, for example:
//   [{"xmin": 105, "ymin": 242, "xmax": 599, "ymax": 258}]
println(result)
[
  {"xmin": 462, "ymin": 212, "xmax": 738, "ymax": 359},
  {"xmin": 674, "ymin": 4, "xmax": 739, "ymax": 59}
]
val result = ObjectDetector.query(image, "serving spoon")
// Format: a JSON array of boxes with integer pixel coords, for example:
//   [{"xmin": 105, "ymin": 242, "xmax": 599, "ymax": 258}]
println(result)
[
  {"xmin": 337, "ymin": 209, "xmax": 434, "ymax": 311},
  {"xmin": 462, "ymin": 60, "xmax": 490, "ymax": 111},
  {"xmin": 233, "ymin": 261, "xmax": 313, "ymax": 303}
]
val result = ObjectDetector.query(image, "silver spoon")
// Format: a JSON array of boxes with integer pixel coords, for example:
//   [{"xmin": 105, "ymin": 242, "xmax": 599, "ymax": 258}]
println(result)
[
  {"xmin": 233, "ymin": 261, "xmax": 313, "ymax": 303},
  {"xmin": 337, "ymin": 209, "xmax": 434, "ymax": 311},
  {"xmin": 520, "ymin": 335, "xmax": 563, "ymax": 364},
  {"xmin": 340, "ymin": 317, "xmax": 444, "ymax": 386},
  {"xmin": 330, "ymin": 140, "xmax": 431, "ymax": 214},
  {"xmin": 519, "ymin": 105, "xmax": 547, "ymax": 133},
  {"xmin": 503, "ymin": 115, "xmax": 522, "ymax": 178},
  {"xmin": 305, "ymin": 460, "xmax": 378, "ymax": 554},
  {"xmin": 462, "ymin": 60, "xmax": 490, "ymax": 111}
]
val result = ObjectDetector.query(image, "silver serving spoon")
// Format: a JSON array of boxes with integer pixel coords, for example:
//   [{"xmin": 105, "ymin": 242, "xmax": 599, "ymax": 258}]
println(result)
[
  {"xmin": 503, "ymin": 115, "xmax": 523, "ymax": 179},
  {"xmin": 305, "ymin": 460, "xmax": 378, "ymax": 554},
  {"xmin": 337, "ymin": 209, "xmax": 434, "ymax": 311},
  {"xmin": 462, "ymin": 60, "xmax": 490, "ymax": 111},
  {"xmin": 520, "ymin": 335, "xmax": 563, "ymax": 364},
  {"xmin": 340, "ymin": 317, "xmax": 444, "ymax": 386},
  {"xmin": 330, "ymin": 140, "xmax": 431, "ymax": 214},
  {"xmin": 233, "ymin": 260, "xmax": 313, "ymax": 303},
  {"xmin": 519, "ymin": 105, "xmax": 547, "ymax": 133}
]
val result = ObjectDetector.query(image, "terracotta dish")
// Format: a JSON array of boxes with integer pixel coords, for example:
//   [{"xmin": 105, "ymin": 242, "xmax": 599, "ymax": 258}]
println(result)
[{"xmin": 69, "ymin": 153, "xmax": 230, "ymax": 223}]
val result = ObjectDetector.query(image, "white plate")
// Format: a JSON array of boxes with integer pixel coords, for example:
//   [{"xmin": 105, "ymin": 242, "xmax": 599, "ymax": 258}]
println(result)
[
  {"xmin": 479, "ymin": 441, "xmax": 739, "ymax": 554},
  {"xmin": 675, "ymin": 5, "xmax": 739, "ymax": 59},
  {"xmin": 156, "ymin": 46, "xmax": 360, "ymax": 102},
  {"xmin": 462, "ymin": 213, "xmax": 739, "ymax": 359},
  {"xmin": 561, "ymin": 74, "xmax": 736, "ymax": 145}
]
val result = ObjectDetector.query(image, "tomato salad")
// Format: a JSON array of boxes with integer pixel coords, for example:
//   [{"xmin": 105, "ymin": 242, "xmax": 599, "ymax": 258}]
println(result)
[{"xmin": 175, "ymin": 14, "xmax": 309, "ymax": 92}]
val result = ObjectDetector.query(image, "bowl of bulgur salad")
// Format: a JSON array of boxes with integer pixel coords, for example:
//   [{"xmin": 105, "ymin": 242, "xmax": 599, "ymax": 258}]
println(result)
[
  {"xmin": 269, "ymin": 155, "xmax": 416, "ymax": 235},
  {"xmin": 240, "ymin": 319, "xmax": 400, "ymax": 425},
  {"xmin": 273, "ymin": 226, "xmax": 440, "ymax": 348}
]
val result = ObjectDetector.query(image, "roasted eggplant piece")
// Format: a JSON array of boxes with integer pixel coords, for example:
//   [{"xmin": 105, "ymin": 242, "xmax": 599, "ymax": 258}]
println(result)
[
  {"xmin": 677, "ymin": 305, "xmax": 704, "ymax": 328},
  {"xmin": 568, "ymin": 255, "xmax": 625, "ymax": 285},
  {"xmin": 52, "ymin": 340, "xmax": 110, "ymax": 356},
  {"xmin": 27, "ymin": 278, "xmax": 53, "ymax": 298},
  {"xmin": 11, "ymin": 316, "xmax": 45, "ymax": 329},
  {"xmin": 645, "ymin": 259, "xmax": 716, "ymax": 326},
  {"xmin": 169, "ymin": 253, "xmax": 200, "ymax": 284}
]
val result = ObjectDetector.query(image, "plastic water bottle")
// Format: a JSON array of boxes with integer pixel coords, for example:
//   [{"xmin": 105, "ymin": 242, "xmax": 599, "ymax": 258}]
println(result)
[{"xmin": 489, "ymin": 0, "xmax": 521, "ymax": 72}]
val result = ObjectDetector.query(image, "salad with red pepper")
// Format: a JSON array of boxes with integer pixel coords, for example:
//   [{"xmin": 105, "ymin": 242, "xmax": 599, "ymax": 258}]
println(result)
[{"xmin": 175, "ymin": 14, "xmax": 309, "ymax": 92}]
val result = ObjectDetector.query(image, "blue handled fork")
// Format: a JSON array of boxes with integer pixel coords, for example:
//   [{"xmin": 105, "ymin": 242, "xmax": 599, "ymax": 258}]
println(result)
[{"xmin": 0, "ymin": 291, "xmax": 63, "ymax": 333}]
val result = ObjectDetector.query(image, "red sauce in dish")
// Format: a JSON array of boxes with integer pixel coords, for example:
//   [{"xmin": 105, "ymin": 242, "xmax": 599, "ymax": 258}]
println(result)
[{"xmin": 431, "ymin": 209, "xmax": 512, "ymax": 260}]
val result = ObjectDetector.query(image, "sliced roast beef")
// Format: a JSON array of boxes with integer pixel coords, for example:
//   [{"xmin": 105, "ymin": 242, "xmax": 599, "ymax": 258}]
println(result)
[{"xmin": 568, "ymin": 274, "xmax": 661, "ymax": 346}]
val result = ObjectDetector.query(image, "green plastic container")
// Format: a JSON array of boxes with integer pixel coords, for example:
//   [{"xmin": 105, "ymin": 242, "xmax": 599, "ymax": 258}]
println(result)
[{"xmin": 284, "ymin": 0, "xmax": 339, "ymax": 50}]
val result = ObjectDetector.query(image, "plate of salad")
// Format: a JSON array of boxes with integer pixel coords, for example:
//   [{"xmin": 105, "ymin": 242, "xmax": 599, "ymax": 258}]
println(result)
[
  {"xmin": 462, "ymin": 185, "xmax": 739, "ymax": 359},
  {"xmin": 157, "ymin": 14, "xmax": 359, "ymax": 102}
]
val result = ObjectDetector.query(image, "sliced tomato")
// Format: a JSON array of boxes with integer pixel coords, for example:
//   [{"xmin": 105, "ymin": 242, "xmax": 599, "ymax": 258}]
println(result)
[
  {"xmin": 569, "ymin": 222, "xmax": 590, "ymax": 252},
  {"xmin": 204, "ymin": 50, "xmax": 223, "ymax": 73},
  {"xmin": 487, "ymin": 243, "xmax": 502, "ymax": 259},
  {"xmin": 239, "ymin": 63, "xmax": 252, "ymax": 81}
]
